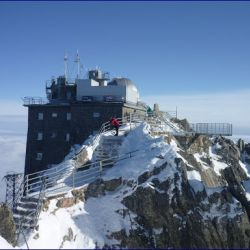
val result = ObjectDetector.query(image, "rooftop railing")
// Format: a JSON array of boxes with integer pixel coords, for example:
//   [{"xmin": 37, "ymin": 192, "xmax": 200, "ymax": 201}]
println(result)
[{"xmin": 22, "ymin": 97, "xmax": 48, "ymax": 106}]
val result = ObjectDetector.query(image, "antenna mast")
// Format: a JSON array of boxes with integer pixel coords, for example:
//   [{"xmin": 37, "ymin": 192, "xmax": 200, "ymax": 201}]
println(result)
[
  {"xmin": 76, "ymin": 50, "xmax": 80, "ymax": 79},
  {"xmin": 64, "ymin": 52, "xmax": 68, "ymax": 81}
]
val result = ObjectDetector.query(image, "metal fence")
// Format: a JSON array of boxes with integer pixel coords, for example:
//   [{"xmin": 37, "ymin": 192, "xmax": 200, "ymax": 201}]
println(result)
[
  {"xmin": 189, "ymin": 123, "xmax": 232, "ymax": 136},
  {"xmin": 22, "ymin": 96, "xmax": 48, "ymax": 106}
]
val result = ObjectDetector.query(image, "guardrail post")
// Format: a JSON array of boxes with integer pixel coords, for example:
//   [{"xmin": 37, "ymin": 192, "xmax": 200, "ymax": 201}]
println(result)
[
  {"xmin": 129, "ymin": 113, "xmax": 132, "ymax": 131},
  {"xmin": 25, "ymin": 175, "xmax": 29, "ymax": 196},
  {"xmin": 99, "ymin": 161, "xmax": 103, "ymax": 176},
  {"xmin": 72, "ymin": 169, "xmax": 75, "ymax": 189}
]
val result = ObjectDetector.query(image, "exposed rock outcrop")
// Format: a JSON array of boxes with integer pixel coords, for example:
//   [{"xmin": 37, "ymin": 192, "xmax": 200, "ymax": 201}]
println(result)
[
  {"xmin": 112, "ymin": 157, "xmax": 250, "ymax": 248},
  {"xmin": 0, "ymin": 203, "xmax": 16, "ymax": 246},
  {"xmin": 99, "ymin": 135, "xmax": 250, "ymax": 248},
  {"xmin": 171, "ymin": 118, "xmax": 190, "ymax": 131}
]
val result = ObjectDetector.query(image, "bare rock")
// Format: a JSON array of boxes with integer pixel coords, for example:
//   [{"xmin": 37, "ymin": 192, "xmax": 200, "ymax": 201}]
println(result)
[
  {"xmin": 187, "ymin": 135, "xmax": 211, "ymax": 154},
  {"xmin": 104, "ymin": 177, "xmax": 122, "ymax": 192},
  {"xmin": 0, "ymin": 203, "xmax": 16, "ymax": 246},
  {"xmin": 71, "ymin": 187, "xmax": 86, "ymax": 202},
  {"xmin": 56, "ymin": 197, "xmax": 76, "ymax": 208}
]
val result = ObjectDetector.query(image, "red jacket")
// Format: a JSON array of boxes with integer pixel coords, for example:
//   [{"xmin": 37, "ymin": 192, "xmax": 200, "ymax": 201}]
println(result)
[{"xmin": 111, "ymin": 118, "xmax": 119, "ymax": 127}]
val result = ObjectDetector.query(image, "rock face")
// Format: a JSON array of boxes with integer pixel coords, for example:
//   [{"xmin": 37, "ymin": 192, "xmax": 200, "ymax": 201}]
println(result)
[
  {"xmin": 171, "ymin": 118, "xmax": 190, "ymax": 131},
  {"xmin": 0, "ymin": 203, "xmax": 16, "ymax": 246},
  {"xmin": 84, "ymin": 135, "xmax": 250, "ymax": 248},
  {"xmin": 85, "ymin": 177, "xmax": 122, "ymax": 199},
  {"xmin": 117, "ymin": 157, "xmax": 250, "ymax": 248}
]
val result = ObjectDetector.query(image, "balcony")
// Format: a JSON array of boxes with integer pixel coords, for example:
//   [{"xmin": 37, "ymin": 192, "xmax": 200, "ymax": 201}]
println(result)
[{"xmin": 23, "ymin": 97, "xmax": 48, "ymax": 106}]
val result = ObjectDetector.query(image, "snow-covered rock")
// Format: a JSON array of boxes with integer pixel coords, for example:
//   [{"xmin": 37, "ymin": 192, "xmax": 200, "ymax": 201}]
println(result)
[{"xmin": 10, "ymin": 123, "xmax": 250, "ymax": 249}]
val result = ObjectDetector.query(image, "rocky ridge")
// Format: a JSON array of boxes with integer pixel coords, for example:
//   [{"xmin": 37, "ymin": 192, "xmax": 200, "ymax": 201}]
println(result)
[{"xmin": 4, "ymin": 123, "xmax": 250, "ymax": 249}]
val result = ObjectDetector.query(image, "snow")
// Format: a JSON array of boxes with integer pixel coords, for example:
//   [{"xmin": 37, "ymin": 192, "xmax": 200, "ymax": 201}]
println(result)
[
  {"xmin": 187, "ymin": 170, "xmax": 204, "ymax": 192},
  {"xmin": 22, "ymin": 183, "xmax": 138, "ymax": 249},
  {"xmin": 209, "ymin": 146, "xmax": 228, "ymax": 176},
  {"xmin": 193, "ymin": 153, "xmax": 210, "ymax": 170},
  {"xmin": 0, "ymin": 236, "xmax": 15, "ymax": 249},
  {"xmin": 104, "ymin": 123, "xmax": 177, "ymax": 181},
  {"xmin": 243, "ymin": 180, "xmax": 250, "ymax": 201},
  {"xmin": 239, "ymin": 161, "xmax": 250, "ymax": 178}
]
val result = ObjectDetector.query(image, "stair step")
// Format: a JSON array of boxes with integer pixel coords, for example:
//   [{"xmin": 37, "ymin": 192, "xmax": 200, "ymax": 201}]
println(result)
[
  {"xmin": 14, "ymin": 215, "xmax": 35, "ymax": 222},
  {"xmin": 15, "ymin": 205, "xmax": 36, "ymax": 212},
  {"xmin": 17, "ymin": 202, "xmax": 37, "ymax": 209},
  {"xmin": 20, "ymin": 197, "xmax": 39, "ymax": 203},
  {"xmin": 16, "ymin": 222, "xmax": 36, "ymax": 230},
  {"xmin": 14, "ymin": 208, "xmax": 36, "ymax": 216}
]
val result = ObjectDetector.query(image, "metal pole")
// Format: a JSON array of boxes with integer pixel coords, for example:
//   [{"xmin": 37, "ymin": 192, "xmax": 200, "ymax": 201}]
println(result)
[
  {"xmin": 12, "ymin": 176, "xmax": 15, "ymax": 210},
  {"xmin": 26, "ymin": 175, "xmax": 29, "ymax": 196},
  {"xmin": 129, "ymin": 113, "xmax": 131, "ymax": 131},
  {"xmin": 99, "ymin": 161, "xmax": 103, "ymax": 177}
]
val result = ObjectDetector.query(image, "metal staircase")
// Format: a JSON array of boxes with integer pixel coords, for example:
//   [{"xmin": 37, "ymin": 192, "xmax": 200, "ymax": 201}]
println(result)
[{"xmin": 9, "ymin": 178, "xmax": 46, "ymax": 244}]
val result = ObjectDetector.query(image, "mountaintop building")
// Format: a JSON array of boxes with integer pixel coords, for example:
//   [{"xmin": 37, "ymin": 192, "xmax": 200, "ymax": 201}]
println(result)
[{"xmin": 23, "ymin": 64, "xmax": 146, "ymax": 175}]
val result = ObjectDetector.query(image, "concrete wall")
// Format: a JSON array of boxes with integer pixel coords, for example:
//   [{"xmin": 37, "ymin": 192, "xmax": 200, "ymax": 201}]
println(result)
[
  {"xmin": 76, "ymin": 79, "xmax": 138, "ymax": 104},
  {"xmin": 76, "ymin": 79, "xmax": 125, "ymax": 102}
]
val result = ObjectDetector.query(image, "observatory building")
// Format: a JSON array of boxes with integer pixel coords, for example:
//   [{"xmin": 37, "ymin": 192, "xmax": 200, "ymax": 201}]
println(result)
[{"xmin": 23, "ymin": 66, "xmax": 146, "ymax": 175}]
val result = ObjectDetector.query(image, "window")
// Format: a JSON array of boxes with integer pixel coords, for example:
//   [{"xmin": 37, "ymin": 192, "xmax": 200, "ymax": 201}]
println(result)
[
  {"xmin": 38, "ymin": 112, "xmax": 43, "ymax": 120},
  {"xmin": 36, "ymin": 153, "xmax": 43, "ymax": 160},
  {"xmin": 93, "ymin": 112, "xmax": 100, "ymax": 118},
  {"xmin": 66, "ymin": 92, "xmax": 71, "ymax": 100},
  {"xmin": 51, "ymin": 132, "xmax": 57, "ymax": 139},
  {"xmin": 66, "ymin": 113, "xmax": 71, "ymax": 120},
  {"xmin": 37, "ymin": 132, "xmax": 43, "ymax": 140},
  {"xmin": 52, "ymin": 113, "xmax": 58, "ymax": 118},
  {"xmin": 66, "ymin": 133, "xmax": 70, "ymax": 142}
]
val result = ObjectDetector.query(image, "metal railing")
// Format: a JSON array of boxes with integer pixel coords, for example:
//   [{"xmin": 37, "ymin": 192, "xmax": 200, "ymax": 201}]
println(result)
[
  {"xmin": 189, "ymin": 123, "xmax": 233, "ymax": 136},
  {"xmin": 25, "ymin": 149, "xmax": 141, "ymax": 197},
  {"xmin": 16, "ymin": 178, "xmax": 47, "ymax": 245},
  {"xmin": 22, "ymin": 96, "xmax": 48, "ymax": 106}
]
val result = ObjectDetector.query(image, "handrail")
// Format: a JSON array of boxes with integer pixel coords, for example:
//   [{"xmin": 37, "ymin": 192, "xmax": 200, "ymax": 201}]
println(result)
[
  {"xmin": 25, "ymin": 148, "xmax": 141, "ymax": 196},
  {"xmin": 16, "ymin": 178, "xmax": 46, "ymax": 243}
]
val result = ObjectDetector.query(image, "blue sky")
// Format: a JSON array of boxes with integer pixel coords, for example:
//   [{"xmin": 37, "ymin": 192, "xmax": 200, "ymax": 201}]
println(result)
[{"xmin": 0, "ymin": 1, "xmax": 250, "ymax": 133}]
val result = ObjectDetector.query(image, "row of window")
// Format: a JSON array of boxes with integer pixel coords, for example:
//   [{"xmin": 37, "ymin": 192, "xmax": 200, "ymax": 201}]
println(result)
[
  {"xmin": 38, "ymin": 112, "xmax": 71, "ymax": 120},
  {"xmin": 36, "ymin": 132, "xmax": 70, "ymax": 141},
  {"xmin": 37, "ymin": 112, "xmax": 101, "ymax": 120}
]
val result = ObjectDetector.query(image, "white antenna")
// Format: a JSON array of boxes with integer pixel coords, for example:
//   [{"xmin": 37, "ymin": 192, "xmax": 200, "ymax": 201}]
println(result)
[
  {"xmin": 80, "ymin": 64, "xmax": 84, "ymax": 78},
  {"xmin": 64, "ymin": 51, "xmax": 68, "ymax": 81},
  {"xmin": 75, "ymin": 50, "xmax": 80, "ymax": 79}
]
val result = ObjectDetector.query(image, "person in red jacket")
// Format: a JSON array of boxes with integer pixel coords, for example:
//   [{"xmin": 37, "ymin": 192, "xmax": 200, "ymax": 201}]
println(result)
[{"xmin": 110, "ymin": 117, "xmax": 120, "ymax": 136}]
